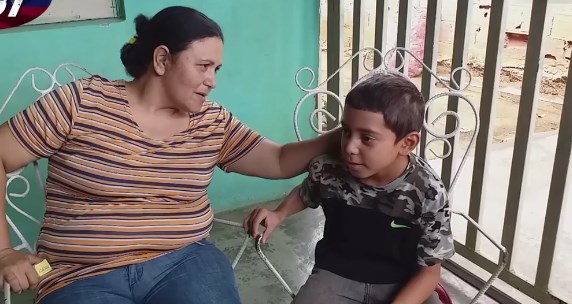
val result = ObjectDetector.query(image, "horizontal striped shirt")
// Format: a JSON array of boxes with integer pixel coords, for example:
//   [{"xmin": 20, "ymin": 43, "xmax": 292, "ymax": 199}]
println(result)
[{"xmin": 8, "ymin": 75, "xmax": 264, "ymax": 301}]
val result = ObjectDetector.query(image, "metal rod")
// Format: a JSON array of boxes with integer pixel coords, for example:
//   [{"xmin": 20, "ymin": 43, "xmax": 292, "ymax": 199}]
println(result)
[
  {"xmin": 441, "ymin": 0, "xmax": 472, "ymax": 191},
  {"xmin": 501, "ymin": 0, "xmax": 549, "ymax": 269},
  {"xmin": 466, "ymin": 0, "xmax": 507, "ymax": 250},
  {"xmin": 535, "ymin": 47, "xmax": 572, "ymax": 290},
  {"xmin": 419, "ymin": 0, "xmax": 442, "ymax": 160},
  {"xmin": 254, "ymin": 236, "xmax": 296, "ymax": 298}
]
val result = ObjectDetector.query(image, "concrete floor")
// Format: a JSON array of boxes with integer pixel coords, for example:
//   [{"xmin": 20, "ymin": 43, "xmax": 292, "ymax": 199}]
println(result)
[{"xmin": 211, "ymin": 199, "xmax": 500, "ymax": 304}]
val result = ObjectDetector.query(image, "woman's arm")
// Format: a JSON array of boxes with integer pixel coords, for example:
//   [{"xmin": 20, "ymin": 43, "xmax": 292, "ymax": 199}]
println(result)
[
  {"xmin": 0, "ymin": 123, "xmax": 39, "ymax": 249},
  {"xmin": 225, "ymin": 127, "xmax": 341, "ymax": 179},
  {"xmin": 391, "ymin": 264, "xmax": 441, "ymax": 304},
  {"xmin": 0, "ymin": 123, "xmax": 44, "ymax": 292},
  {"xmin": 0, "ymin": 81, "xmax": 78, "ymax": 292}
]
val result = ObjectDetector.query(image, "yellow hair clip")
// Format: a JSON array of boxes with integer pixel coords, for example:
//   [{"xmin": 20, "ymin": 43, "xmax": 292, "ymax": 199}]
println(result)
[{"xmin": 128, "ymin": 36, "xmax": 137, "ymax": 44}]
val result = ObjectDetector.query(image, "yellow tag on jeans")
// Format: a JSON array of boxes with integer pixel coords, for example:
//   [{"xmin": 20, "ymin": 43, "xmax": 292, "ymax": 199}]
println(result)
[{"xmin": 34, "ymin": 259, "xmax": 52, "ymax": 276}]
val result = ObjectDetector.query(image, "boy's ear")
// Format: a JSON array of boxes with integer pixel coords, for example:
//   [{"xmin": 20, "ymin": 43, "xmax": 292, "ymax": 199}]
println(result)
[{"xmin": 399, "ymin": 131, "xmax": 420, "ymax": 155}]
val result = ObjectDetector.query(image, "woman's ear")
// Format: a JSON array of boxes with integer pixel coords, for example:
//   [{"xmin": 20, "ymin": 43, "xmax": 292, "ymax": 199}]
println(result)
[
  {"xmin": 152, "ymin": 45, "xmax": 170, "ymax": 76},
  {"xmin": 399, "ymin": 131, "xmax": 420, "ymax": 155}
]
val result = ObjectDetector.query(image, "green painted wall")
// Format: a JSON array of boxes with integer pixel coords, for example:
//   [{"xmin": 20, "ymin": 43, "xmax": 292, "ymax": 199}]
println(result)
[{"xmin": 0, "ymin": 0, "xmax": 320, "ymax": 246}]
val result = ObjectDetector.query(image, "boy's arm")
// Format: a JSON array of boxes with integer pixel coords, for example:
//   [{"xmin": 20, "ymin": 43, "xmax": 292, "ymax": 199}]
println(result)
[
  {"xmin": 275, "ymin": 185, "xmax": 307, "ymax": 220},
  {"xmin": 395, "ymin": 184, "xmax": 454, "ymax": 303},
  {"xmin": 391, "ymin": 264, "xmax": 441, "ymax": 304},
  {"xmin": 244, "ymin": 156, "xmax": 325, "ymax": 243}
]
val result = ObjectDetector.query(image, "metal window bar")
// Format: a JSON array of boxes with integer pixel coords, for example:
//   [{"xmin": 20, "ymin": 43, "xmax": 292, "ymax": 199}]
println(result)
[
  {"xmin": 373, "ymin": 0, "xmax": 388, "ymax": 68},
  {"xmin": 395, "ymin": 0, "xmax": 411, "ymax": 73},
  {"xmin": 419, "ymin": 0, "xmax": 568, "ymax": 303},
  {"xmin": 351, "ymin": 0, "xmax": 363, "ymax": 85},
  {"xmin": 466, "ymin": 0, "xmax": 508, "ymax": 252},
  {"xmin": 535, "ymin": 45, "xmax": 572, "ymax": 292},
  {"xmin": 325, "ymin": 0, "xmax": 341, "ymax": 131},
  {"xmin": 501, "ymin": 0, "xmax": 549, "ymax": 272},
  {"xmin": 441, "ymin": 0, "xmax": 472, "ymax": 193},
  {"xmin": 420, "ymin": 0, "xmax": 442, "ymax": 160}
]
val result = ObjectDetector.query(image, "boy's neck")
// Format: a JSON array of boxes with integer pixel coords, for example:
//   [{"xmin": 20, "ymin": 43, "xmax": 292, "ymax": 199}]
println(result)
[{"xmin": 360, "ymin": 154, "xmax": 411, "ymax": 188}]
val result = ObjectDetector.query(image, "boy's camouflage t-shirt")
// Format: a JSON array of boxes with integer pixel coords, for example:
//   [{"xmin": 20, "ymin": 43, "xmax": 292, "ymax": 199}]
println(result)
[{"xmin": 299, "ymin": 154, "xmax": 454, "ymax": 283}]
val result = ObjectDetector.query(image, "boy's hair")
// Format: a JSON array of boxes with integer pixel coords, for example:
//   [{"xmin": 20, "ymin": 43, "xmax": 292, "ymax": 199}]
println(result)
[{"xmin": 345, "ymin": 71, "xmax": 425, "ymax": 141}]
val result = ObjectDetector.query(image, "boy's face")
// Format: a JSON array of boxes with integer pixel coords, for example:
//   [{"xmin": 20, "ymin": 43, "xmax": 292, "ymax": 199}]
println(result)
[{"xmin": 340, "ymin": 106, "xmax": 419, "ymax": 186}]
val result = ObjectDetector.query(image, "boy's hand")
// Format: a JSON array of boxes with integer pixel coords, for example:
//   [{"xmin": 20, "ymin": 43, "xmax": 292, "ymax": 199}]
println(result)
[
  {"xmin": 0, "ymin": 248, "xmax": 43, "ymax": 293},
  {"xmin": 243, "ymin": 207, "xmax": 284, "ymax": 243}
]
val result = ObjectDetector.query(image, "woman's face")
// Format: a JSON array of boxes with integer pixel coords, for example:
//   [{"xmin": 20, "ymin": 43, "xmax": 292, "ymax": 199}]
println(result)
[{"xmin": 161, "ymin": 37, "xmax": 223, "ymax": 113}]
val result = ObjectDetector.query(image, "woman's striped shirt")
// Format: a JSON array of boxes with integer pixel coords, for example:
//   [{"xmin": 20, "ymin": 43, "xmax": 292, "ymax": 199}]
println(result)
[{"xmin": 8, "ymin": 75, "xmax": 264, "ymax": 301}]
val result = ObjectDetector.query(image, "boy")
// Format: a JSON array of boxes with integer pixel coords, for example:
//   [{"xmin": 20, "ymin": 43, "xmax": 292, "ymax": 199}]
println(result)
[{"xmin": 244, "ymin": 71, "xmax": 454, "ymax": 304}]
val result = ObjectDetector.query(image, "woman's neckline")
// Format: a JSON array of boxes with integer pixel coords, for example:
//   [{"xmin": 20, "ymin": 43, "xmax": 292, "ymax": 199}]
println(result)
[{"xmin": 116, "ymin": 79, "xmax": 194, "ymax": 142}]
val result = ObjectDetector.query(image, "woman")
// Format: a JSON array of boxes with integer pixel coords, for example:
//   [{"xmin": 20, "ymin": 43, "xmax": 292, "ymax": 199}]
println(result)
[{"xmin": 0, "ymin": 6, "xmax": 339, "ymax": 304}]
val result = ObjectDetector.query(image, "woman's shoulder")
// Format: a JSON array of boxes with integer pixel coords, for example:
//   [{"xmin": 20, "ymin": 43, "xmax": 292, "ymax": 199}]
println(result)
[
  {"xmin": 197, "ymin": 100, "xmax": 236, "ymax": 120},
  {"xmin": 202, "ymin": 100, "xmax": 234, "ymax": 112},
  {"xmin": 29, "ymin": 75, "xmax": 118, "ymax": 110},
  {"xmin": 77, "ymin": 74, "xmax": 124, "ymax": 93},
  {"xmin": 66, "ymin": 75, "xmax": 128, "ymax": 107},
  {"xmin": 49, "ymin": 74, "xmax": 124, "ymax": 101}
]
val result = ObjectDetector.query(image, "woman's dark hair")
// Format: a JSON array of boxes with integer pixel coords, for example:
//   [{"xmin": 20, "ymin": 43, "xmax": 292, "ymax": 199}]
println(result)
[
  {"xmin": 120, "ymin": 6, "xmax": 223, "ymax": 78},
  {"xmin": 345, "ymin": 71, "xmax": 425, "ymax": 142}
]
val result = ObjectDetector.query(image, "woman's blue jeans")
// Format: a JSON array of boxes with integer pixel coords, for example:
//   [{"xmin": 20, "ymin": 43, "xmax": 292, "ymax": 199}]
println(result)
[{"xmin": 39, "ymin": 239, "xmax": 241, "ymax": 304}]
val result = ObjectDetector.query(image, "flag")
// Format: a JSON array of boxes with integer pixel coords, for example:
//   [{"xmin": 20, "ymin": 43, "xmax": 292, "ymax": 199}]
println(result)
[{"xmin": 0, "ymin": 0, "xmax": 52, "ymax": 30}]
